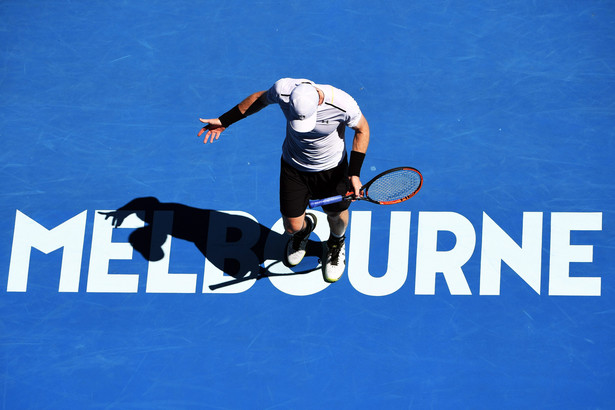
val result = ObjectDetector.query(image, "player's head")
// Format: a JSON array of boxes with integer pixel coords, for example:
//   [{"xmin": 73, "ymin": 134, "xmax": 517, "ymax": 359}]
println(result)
[{"xmin": 289, "ymin": 84, "xmax": 318, "ymax": 133}]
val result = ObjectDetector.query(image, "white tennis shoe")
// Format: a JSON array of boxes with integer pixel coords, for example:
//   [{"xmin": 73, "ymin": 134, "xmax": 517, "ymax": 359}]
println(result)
[
  {"xmin": 322, "ymin": 236, "xmax": 346, "ymax": 283},
  {"xmin": 285, "ymin": 213, "xmax": 317, "ymax": 267}
]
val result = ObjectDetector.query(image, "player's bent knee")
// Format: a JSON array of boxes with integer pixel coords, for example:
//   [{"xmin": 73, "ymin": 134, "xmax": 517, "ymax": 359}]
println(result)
[
  {"xmin": 325, "ymin": 210, "xmax": 345, "ymax": 220},
  {"xmin": 283, "ymin": 215, "xmax": 305, "ymax": 235}
]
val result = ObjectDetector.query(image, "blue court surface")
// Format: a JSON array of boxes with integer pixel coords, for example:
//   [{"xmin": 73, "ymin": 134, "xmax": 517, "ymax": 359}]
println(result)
[{"xmin": 1, "ymin": 1, "xmax": 614, "ymax": 408}]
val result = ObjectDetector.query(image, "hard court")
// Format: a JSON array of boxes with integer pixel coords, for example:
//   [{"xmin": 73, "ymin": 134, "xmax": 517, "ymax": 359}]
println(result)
[{"xmin": 1, "ymin": 1, "xmax": 614, "ymax": 408}]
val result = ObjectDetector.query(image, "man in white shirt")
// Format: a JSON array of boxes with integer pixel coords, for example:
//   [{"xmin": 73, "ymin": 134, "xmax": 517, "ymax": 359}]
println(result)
[{"xmin": 198, "ymin": 78, "xmax": 370, "ymax": 283}]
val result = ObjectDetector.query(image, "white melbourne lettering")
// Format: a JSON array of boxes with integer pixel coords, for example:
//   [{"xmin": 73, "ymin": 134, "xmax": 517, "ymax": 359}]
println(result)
[
  {"xmin": 86, "ymin": 210, "xmax": 144, "ymax": 293},
  {"xmin": 7, "ymin": 210, "xmax": 87, "ymax": 292},
  {"xmin": 549, "ymin": 212, "xmax": 602, "ymax": 296},
  {"xmin": 480, "ymin": 212, "xmax": 543, "ymax": 295},
  {"xmin": 415, "ymin": 212, "xmax": 475, "ymax": 295},
  {"xmin": 203, "ymin": 210, "xmax": 260, "ymax": 294},
  {"xmin": 347, "ymin": 211, "xmax": 411, "ymax": 296},
  {"xmin": 6, "ymin": 209, "xmax": 603, "ymax": 296}
]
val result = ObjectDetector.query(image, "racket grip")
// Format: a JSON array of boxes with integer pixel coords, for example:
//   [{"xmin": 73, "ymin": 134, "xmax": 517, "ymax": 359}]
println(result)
[{"xmin": 308, "ymin": 195, "xmax": 344, "ymax": 208}]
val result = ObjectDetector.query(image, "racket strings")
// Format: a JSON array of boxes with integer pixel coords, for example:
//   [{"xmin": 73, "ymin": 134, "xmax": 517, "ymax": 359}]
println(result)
[{"xmin": 366, "ymin": 169, "xmax": 422, "ymax": 203}]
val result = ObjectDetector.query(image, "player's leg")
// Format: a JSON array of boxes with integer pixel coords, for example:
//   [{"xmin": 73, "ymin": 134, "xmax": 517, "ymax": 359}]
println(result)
[
  {"xmin": 283, "ymin": 214, "xmax": 306, "ymax": 235},
  {"xmin": 315, "ymin": 160, "xmax": 351, "ymax": 283},
  {"xmin": 326, "ymin": 209, "xmax": 349, "ymax": 237},
  {"xmin": 321, "ymin": 209, "xmax": 348, "ymax": 283},
  {"xmin": 280, "ymin": 158, "xmax": 317, "ymax": 266},
  {"xmin": 282, "ymin": 212, "xmax": 317, "ymax": 266}
]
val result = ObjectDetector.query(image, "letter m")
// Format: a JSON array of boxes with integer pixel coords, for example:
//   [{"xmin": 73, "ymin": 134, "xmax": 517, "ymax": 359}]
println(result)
[{"xmin": 7, "ymin": 210, "xmax": 87, "ymax": 292}]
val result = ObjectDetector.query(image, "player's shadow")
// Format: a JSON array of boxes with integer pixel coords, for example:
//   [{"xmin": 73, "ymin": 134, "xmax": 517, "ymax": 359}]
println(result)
[{"xmin": 99, "ymin": 197, "xmax": 322, "ymax": 290}]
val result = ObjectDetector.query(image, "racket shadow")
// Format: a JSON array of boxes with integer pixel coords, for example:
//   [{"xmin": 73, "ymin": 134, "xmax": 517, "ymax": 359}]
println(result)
[
  {"xmin": 100, "ymin": 197, "xmax": 322, "ymax": 290},
  {"xmin": 207, "ymin": 260, "xmax": 321, "ymax": 291}
]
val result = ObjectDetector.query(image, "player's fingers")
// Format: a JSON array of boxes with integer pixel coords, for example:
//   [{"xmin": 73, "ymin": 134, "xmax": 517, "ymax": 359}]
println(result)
[
  {"xmin": 205, "ymin": 130, "xmax": 220, "ymax": 144},
  {"xmin": 202, "ymin": 130, "xmax": 212, "ymax": 144},
  {"xmin": 197, "ymin": 127, "xmax": 206, "ymax": 137}
]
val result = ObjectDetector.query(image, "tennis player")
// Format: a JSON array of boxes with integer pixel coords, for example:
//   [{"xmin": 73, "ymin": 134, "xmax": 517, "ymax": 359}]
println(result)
[{"xmin": 198, "ymin": 78, "xmax": 370, "ymax": 283}]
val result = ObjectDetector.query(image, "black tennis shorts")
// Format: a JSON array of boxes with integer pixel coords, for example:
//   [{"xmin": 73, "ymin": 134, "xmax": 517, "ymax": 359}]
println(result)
[{"xmin": 280, "ymin": 157, "xmax": 351, "ymax": 218}]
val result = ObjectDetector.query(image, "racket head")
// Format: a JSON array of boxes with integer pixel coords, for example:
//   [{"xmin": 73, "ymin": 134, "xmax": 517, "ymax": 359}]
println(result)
[{"xmin": 362, "ymin": 167, "xmax": 423, "ymax": 205}]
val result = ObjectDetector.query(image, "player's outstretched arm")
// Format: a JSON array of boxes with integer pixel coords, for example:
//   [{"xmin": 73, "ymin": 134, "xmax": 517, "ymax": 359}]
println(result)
[{"xmin": 198, "ymin": 91, "xmax": 268, "ymax": 144}]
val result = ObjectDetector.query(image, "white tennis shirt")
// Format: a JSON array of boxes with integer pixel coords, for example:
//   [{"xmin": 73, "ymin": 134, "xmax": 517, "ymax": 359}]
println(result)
[{"xmin": 265, "ymin": 78, "xmax": 363, "ymax": 172}]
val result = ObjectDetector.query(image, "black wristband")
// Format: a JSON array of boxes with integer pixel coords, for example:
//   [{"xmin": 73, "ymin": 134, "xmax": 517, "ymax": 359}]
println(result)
[
  {"xmin": 348, "ymin": 150, "xmax": 366, "ymax": 177},
  {"xmin": 218, "ymin": 105, "xmax": 246, "ymax": 128}
]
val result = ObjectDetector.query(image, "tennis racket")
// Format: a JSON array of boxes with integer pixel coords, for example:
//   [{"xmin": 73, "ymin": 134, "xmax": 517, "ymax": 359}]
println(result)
[{"xmin": 308, "ymin": 167, "xmax": 423, "ymax": 208}]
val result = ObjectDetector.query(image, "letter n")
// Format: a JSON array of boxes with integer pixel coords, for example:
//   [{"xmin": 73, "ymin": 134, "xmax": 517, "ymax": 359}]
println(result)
[{"xmin": 479, "ymin": 212, "xmax": 543, "ymax": 295}]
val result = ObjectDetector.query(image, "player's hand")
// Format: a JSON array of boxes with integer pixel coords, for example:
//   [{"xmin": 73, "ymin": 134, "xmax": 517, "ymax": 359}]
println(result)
[
  {"xmin": 99, "ymin": 210, "xmax": 129, "ymax": 228},
  {"xmin": 198, "ymin": 118, "xmax": 226, "ymax": 144},
  {"xmin": 349, "ymin": 175, "xmax": 363, "ymax": 199}
]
